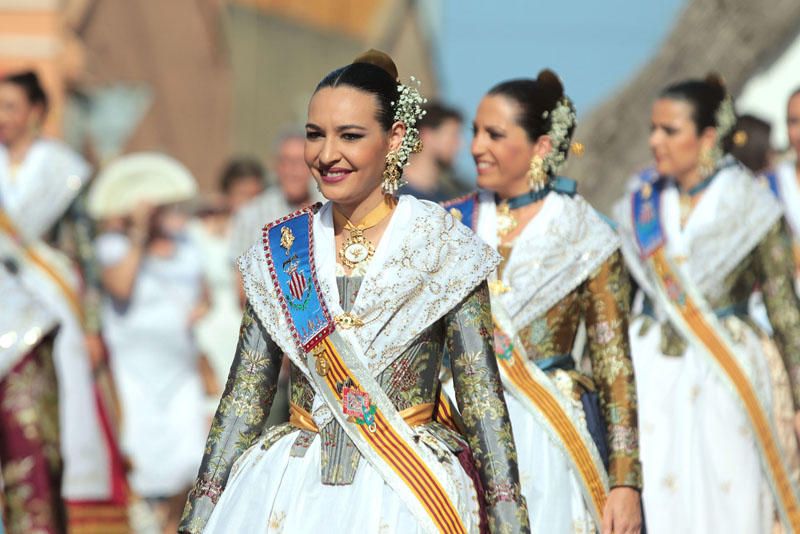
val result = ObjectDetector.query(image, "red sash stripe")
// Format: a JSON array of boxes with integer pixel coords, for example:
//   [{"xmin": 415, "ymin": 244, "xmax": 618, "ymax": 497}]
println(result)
[
  {"xmin": 318, "ymin": 338, "xmax": 467, "ymax": 534},
  {"xmin": 496, "ymin": 334, "xmax": 607, "ymax": 517}
]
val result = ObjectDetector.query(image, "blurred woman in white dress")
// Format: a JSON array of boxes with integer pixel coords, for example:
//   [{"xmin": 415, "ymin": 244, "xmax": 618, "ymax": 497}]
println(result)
[{"xmin": 92, "ymin": 153, "xmax": 210, "ymax": 533}]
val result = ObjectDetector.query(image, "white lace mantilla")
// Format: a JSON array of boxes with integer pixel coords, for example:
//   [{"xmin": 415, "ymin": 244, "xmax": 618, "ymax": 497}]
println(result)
[
  {"xmin": 0, "ymin": 139, "xmax": 90, "ymax": 242},
  {"xmin": 614, "ymin": 161, "xmax": 783, "ymax": 303},
  {"xmin": 474, "ymin": 190, "xmax": 620, "ymax": 332},
  {"xmin": 240, "ymin": 194, "xmax": 500, "ymax": 377}
]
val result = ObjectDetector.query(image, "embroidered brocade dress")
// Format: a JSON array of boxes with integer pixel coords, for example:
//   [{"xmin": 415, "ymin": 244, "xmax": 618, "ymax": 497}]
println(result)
[
  {"xmin": 180, "ymin": 196, "xmax": 530, "ymax": 534},
  {"xmin": 614, "ymin": 162, "xmax": 800, "ymax": 533},
  {"xmin": 446, "ymin": 190, "xmax": 641, "ymax": 533}
]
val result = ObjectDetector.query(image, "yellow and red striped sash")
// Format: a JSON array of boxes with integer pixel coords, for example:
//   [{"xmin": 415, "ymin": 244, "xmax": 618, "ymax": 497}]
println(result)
[
  {"xmin": 313, "ymin": 336, "xmax": 467, "ymax": 534},
  {"xmin": 648, "ymin": 248, "xmax": 800, "ymax": 530},
  {"xmin": 434, "ymin": 389, "xmax": 462, "ymax": 435},
  {"xmin": 492, "ymin": 313, "xmax": 608, "ymax": 526}
]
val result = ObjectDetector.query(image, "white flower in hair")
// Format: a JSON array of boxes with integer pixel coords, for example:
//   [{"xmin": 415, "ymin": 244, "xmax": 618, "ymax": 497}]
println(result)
[
  {"xmin": 388, "ymin": 76, "xmax": 427, "ymax": 188},
  {"xmin": 542, "ymin": 97, "xmax": 576, "ymax": 175}
]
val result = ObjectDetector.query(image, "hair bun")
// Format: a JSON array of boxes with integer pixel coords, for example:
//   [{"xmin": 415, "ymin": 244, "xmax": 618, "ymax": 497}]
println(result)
[
  {"xmin": 536, "ymin": 69, "xmax": 563, "ymax": 91},
  {"xmin": 536, "ymin": 68, "xmax": 565, "ymax": 103},
  {"xmin": 704, "ymin": 71, "xmax": 728, "ymax": 96},
  {"xmin": 353, "ymin": 49, "xmax": 399, "ymax": 81}
]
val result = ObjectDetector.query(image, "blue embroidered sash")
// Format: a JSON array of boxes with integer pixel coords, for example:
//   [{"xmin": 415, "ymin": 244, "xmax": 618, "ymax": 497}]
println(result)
[
  {"xmin": 263, "ymin": 207, "xmax": 334, "ymax": 352},
  {"xmin": 632, "ymin": 181, "xmax": 666, "ymax": 258}
]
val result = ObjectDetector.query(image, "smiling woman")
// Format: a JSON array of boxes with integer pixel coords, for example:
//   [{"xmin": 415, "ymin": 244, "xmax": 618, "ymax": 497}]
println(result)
[
  {"xmin": 442, "ymin": 69, "xmax": 642, "ymax": 534},
  {"xmin": 614, "ymin": 76, "xmax": 800, "ymax": 533},
  {"xmin": 179, "ymin": 50, "xmax": 530, "ymax": 534}
]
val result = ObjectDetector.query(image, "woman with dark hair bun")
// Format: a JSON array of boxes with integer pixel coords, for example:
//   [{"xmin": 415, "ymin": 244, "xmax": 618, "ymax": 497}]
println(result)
[
  {"xmin": 0, "ymin": 71, "xmax": 128, "ymax": 532},
  {"xmin": 613, "ymin": 75, "xmax": 800, "ymax": 532},
  {"xmin": 443, "ymin": 69, "xmax": 642, "ymax": 533},
  {"xmin": 180, "ymin": 50, "xmax": 530, "ymax": 534}
]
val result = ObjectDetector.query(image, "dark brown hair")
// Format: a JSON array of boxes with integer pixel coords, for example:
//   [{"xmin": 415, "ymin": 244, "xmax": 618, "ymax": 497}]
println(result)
[
  {"xmin": 315, "ymin": 49, "xmax": 399, "ymax": 131},
  {"xmin": 659, "ymin": 73, "xmax": 728, "ymax": 133},
  {"xmin": 1, "ymin": 70, "xmax": 48, "ymax": 115},
  {"xmin": 488, "ymin": 69, "xmax": 576, "ymax": 168}
]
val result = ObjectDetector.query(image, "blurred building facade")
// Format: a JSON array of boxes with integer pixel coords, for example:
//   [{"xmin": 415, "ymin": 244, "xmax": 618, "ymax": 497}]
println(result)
[{"xmin": 0, "ymin": 0, "xmax": 439, "ymax": 189}]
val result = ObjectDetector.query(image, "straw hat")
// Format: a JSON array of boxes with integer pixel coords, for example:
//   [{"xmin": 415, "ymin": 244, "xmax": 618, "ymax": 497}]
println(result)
[{"xmin": 88, "ymin": 152, "xmax": 198, "ymax": 218}]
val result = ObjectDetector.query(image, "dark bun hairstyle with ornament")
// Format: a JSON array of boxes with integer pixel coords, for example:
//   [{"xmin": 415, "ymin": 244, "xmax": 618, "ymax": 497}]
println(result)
[
  {"xmin": 315, "ymin": 49, "xmax": 400, "ymax": 131},
  {"xmin": 659, "ymin": 73, "xmax": 729, "ymax": 133},
  {"xmin": 488, "ymin": 69, "xmax": 577, "ymax": 171}
]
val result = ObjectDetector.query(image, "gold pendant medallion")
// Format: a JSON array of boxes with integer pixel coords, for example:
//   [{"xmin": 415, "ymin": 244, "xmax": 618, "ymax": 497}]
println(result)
[
  {"xmin": 496, "ymin": 201, "xmax": 518, "ymax": 237},
  {"xmin": 311, "ymin": 345, "xmax": 330, "ymax": 376},
  {"xmin": 315, "ymin": 356, "xmax": 330, "ymax": 376},
  {"xmin": 339, "ymin": 229, "xmax": 375, "ymax": 269}
]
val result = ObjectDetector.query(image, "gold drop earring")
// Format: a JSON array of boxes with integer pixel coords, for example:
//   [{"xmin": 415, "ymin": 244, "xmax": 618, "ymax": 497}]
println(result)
[
  {"xmin": 527, "ymin": 155, "xmax": 548, "ymax": 192},
  {"xmin": 697, "ymin": 147, "xmax": 715, "ymax": 179},
  {"xmin": 381, "ymin": 150, "xmax": 402, "ymax": 195}
]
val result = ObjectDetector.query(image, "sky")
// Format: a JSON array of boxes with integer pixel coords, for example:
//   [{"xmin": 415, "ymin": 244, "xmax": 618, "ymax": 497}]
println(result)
[{"xmin": 426, "ymin": 0, "xmax": 687, "ymax": 175}]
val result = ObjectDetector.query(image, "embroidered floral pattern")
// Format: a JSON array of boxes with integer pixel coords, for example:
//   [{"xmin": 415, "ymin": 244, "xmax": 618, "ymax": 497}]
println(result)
[
  {"xmin": 0, "ymin": 337, "xmax": 65, "ymax": 534},
  {"xmin": 515, "ymin": 251, "xmax": 642, "ymax": 488},
  {"xmin": 752, "ymin": 220, "xmax": 800, "ymax": 407},
  {"xmin": 448, "ymin": 282, "xmax": 530, "ymax": 532}
]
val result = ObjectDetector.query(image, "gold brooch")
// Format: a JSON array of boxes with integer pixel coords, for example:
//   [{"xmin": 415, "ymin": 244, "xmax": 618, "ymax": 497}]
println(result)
[
  {"xmin": 335, "ymin": 312, "xmax": 364, "ymax": 329},
  {"xmin": 280, "ymin": 226, "xmax": 295, "ymax": 252}
]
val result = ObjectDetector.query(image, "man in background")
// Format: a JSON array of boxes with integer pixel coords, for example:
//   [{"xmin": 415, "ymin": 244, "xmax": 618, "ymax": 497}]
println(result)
[
  {"xmin": 228, "ymin": 130, "xmax": 318, "ymax": 429},
  {"xmin": 229, "ymin": 131, "xmax": 318, "ymax": 260},
  {"xmin": 400, "ymin": 101, "xmax": 468, "ymax": 202}
]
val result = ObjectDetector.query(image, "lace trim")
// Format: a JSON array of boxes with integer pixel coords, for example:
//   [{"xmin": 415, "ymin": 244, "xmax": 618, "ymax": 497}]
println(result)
[{"xmin": 496, "ymin": 194, "xmax": 620, "ymax": 329}]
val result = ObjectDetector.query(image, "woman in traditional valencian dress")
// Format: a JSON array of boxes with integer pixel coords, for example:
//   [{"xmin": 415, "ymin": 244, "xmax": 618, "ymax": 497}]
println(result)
[
  {"xmin": 612, "ymin": 75, "xmax": 800, "ymax": 533},
  {"xmin": 179, "ymin": 50, "xmax": 529, "ymax": 534},
  {"xmin": 443, "ymin": 70, "xmax": 643, "ymax": 534},
  {"xmin": 0, "ymin": 71, "xmax": 128, "ymax": 533}
]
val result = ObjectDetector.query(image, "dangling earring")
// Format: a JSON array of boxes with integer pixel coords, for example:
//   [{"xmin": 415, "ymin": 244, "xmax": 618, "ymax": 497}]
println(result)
[
  {"xmin": 382, "ymin": 150, "xmax": 402, "ymax": 195},
  {"xmin": 526, "ymin": 155, "xmax": 548, "ymax": 192},
  {"xmin": 698, "ymin": 147, "xmax": 715, "ymax": 179}
]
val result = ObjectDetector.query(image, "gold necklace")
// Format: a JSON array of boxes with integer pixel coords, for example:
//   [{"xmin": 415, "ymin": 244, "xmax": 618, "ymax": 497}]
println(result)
[
  {"xmin": 496, "ymin": 200, "xmax": 518, "ymax": 237},
  {"xmin": 333, "ymin": 196, "xmax": 396, "ymax": 270}
]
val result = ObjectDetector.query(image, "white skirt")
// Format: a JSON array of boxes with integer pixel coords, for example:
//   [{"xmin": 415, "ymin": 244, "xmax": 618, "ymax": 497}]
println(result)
[
  {"xmin": 116, "ymin": 370, "xmax": 206, "ymax": 497},
  {"xmin": 506, "ymin": 392, "xmax": 595, "ymax": 533},
  {"xmin": 205, "ymin": 427, "xmax": 481, "ymax": 534},
  {"xmin": 631, "ymin": 316, "xmax": 775, "ymax": 534},
  {"xmin": 443, "ymin": 377, "xmax": 593, "ymax": 532}
]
